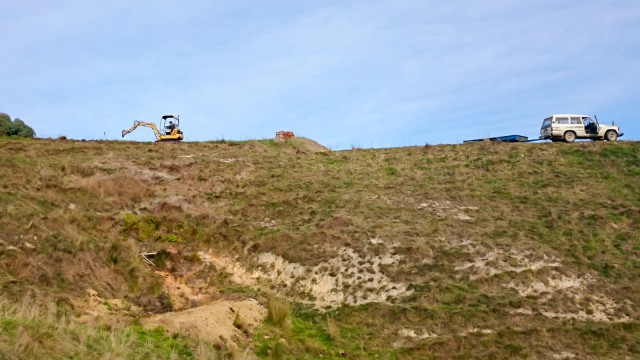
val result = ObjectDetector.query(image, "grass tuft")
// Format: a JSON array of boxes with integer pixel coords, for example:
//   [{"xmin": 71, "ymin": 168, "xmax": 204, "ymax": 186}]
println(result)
[{"xmin": 267, "ymin": 295, "xmax": 291, "ymax": 329}]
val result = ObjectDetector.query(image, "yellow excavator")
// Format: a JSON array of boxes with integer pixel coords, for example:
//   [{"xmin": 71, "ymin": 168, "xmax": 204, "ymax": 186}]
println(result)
[{"xmin": 121, "ymin": 115, "xmax": 184, "ymax": 142}]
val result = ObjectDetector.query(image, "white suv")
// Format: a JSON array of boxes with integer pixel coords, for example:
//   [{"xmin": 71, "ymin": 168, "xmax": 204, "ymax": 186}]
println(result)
[{"xmin": 539, "ymin": 114, "xmax": 623, "ymax": 142}]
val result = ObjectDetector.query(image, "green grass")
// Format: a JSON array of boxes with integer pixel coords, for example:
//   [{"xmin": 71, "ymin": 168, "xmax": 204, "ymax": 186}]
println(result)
[{"xmin": 0, "ymin": 299, "xmax": 222, "ymax": 360}]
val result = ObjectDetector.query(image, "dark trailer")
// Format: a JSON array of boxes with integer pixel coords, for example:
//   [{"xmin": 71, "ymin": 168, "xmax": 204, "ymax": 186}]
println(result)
[{"xmin": 463, "ymin": 134, "xmax": 535, "ymax": 143}]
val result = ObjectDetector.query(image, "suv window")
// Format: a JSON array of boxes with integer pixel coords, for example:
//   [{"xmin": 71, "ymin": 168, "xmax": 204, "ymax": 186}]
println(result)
[
  {"xmin": 556, "ymin": 117, "xmax": 569, "ymax": 124},
  {"xmin": 542, "ymin": 118, "xmax": 552, "ymax": 128},
  {"xmin": 570, "ymin": 117, "xmax": 582, "ymax": 124}
]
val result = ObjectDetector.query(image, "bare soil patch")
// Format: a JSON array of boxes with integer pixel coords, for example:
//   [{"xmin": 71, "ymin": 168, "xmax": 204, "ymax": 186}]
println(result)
[{"xmin": 140, "ymin": 299, "xmax": 266, "ymax": 347}]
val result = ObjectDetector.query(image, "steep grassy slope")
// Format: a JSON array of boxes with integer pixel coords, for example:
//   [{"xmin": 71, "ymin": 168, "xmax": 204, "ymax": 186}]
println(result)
[{"xmin": 1, "ymin": 137, "xmax": 639, "ymax": 359}]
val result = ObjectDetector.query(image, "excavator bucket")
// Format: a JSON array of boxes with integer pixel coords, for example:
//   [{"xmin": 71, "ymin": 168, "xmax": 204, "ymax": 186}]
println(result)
[{"xmin": 121, "ymin": 121, "xmax": 142, "ymax": 138}]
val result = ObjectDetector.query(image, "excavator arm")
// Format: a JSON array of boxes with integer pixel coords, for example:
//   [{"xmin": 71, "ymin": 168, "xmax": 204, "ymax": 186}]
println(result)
[{"xmin": 121, "ymin": 121, "xmax": 162, "ymax": 140}]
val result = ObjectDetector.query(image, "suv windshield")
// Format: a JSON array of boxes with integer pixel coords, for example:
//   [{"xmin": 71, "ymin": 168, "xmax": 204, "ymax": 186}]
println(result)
[{"xmin": 541, "ymin": 118, "xmax": 552, "ymax": 128}]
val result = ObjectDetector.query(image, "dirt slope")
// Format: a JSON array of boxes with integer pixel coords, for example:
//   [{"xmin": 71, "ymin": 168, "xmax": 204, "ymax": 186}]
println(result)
[{"xmin": 1, "ymin": 137, "xmax": 639, "ymax": 359}]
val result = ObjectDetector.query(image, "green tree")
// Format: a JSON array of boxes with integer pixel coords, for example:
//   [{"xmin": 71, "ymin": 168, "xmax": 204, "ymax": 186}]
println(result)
[
  {"xmin": 0, "ymin": 113, "xmax": 10, "ymax": 133},
  {"xmin": 0, "ymin": 112, "xmax": 36, "ymax": 138}
]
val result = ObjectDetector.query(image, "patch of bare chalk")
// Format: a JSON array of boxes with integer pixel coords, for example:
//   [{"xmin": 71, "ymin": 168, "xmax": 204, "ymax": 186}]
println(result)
[
  {"xmin": 198, "ymin": 251, "xmax": 258, "ymax": 287},
  {"xmin": 199, "ymin": 238, "xmax": 413, "ymax": 309},
  {"xmin": 446, "ymin": 239, "xmax": 631, "ymax": 322},
  {"xmin": 417, "ymin": 200, "xmax": 478, "ymax": 221},
  {"xmin": 537, "ymin": 296, "xmax": 631, "ymax": 323},
  {"xmin": 505, "ymin": 274, "xmax": 593, "ymax": 299},
  {"xmin": 454, "ymin": 247, "xmax": 561, "ymax": 280},
  {"xmin": 254, "ymin": 245, "xmax": 413, "ymax": 308},
  {"xmin": 397, "ymin": 328, "xmax": 438, "ymax": 340},
  {"xmin": 552, "ymin": 352, "xmax": 576, "ymax": 359},
  {"xmin": 394, "ymin": 327, "xmax": 494, "ymax": 348},
  {"xmin": 505, "ymin": 272, "xmax": 631, "ymax": 323}
]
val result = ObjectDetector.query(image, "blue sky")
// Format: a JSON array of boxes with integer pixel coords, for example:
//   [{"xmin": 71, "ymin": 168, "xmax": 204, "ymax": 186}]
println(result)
[{"xmin": 2, "ymin": 1, "xmax": 639, "ymax": 149}]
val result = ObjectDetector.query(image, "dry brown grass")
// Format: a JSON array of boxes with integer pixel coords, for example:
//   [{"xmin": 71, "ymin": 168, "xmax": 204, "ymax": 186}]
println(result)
[
  {"xmin": 81, "ymin": 173, "xmax": 150, "ymax": 201},
  {"xmin": 0, "ymin": 294, "xmax": 224, "ymax": 359},
  {"xmin": 266, "ymin": 295, "xmax": 291, "ymax": 329},
  {"xmin": 325, "ymin": 314, "xmax": 340, "ymax": 341}
]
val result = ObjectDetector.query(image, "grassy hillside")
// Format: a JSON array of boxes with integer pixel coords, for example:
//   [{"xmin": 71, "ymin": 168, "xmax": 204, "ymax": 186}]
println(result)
[{"xmin": 1, "ymin": 137, "xmax": 639, "ymax": 359}]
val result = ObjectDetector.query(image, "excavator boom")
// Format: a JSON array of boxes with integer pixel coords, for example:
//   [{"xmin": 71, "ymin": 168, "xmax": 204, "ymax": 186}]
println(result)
[{"xmin": 121, "ymin": 121, "xmax": 161, "ymax": 139}]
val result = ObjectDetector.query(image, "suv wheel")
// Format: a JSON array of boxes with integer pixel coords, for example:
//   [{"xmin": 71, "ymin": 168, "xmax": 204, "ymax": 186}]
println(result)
[
  {"xmin": 563, "ymin": 131, "xmax": 576, "ymax": 143},
  {"xmin": 605, "ymin": 130, "xmax": 618, "ymax": 141}
]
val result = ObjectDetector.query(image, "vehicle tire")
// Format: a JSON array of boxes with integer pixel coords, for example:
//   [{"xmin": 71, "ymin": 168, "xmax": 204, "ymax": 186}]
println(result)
[
  {"xmin": 563, "ymin": 131, "xmax": 576, "ymax": 143},
  {"xmin": 605, "ymin": 130, "xmax": 618, "ymax": 141}
]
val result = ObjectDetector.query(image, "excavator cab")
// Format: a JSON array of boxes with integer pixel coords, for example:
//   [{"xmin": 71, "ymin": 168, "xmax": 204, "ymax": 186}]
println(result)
[
  {"xmin": 122, "ymin": 114, "xmax": 184, "ymax": 142},
  {"xmin": 161, "ymin": 115, "xmax": 181, "ymax": 136}
]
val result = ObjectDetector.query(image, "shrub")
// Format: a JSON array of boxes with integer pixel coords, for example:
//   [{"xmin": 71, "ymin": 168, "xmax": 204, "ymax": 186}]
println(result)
[{"xmin": 0, "ymin": 112, "xmax": 36, "ymax": 138}]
